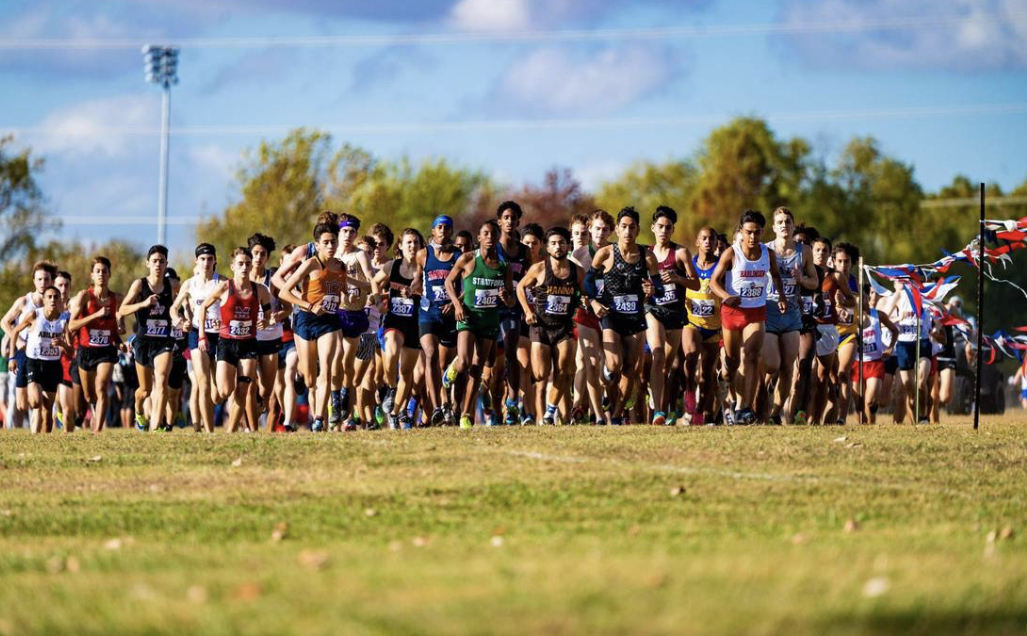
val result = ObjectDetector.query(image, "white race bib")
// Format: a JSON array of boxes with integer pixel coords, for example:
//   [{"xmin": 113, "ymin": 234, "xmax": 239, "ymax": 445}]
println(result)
[
  {"xmin": 145, "ymin": 319, "xmax": 168, "ymax": 338},
  {"xmin": 391, "ymin": 297, "xmax": 415, "ymax": 317},
  {"xmin": 321, "ymin": 294, "xmax": 339, "ymax": 313},
  {"xmin": 690, "ymin": 299, "xmax": 715, "ymax": 317},
  {"xmin": 738, "ymin": 285, "xmax": 763, "ymax": 299},
  {"xmin": 654, "ymin": 286, "xmax": 678, "ymax": 306},
  {"xmin": 613, "ymin": 294, "xmax": 640, "ymax": 314},
  {"xmin": 228, "ymin": 320, "xmax": 251, "ymax": 338},
  {"xmin": 474, "ymin": 288, "xmax": 499, "ymax": 309},
  {"xmin": 88, "ymin": 329, "xmax": 111, "ymax": 347},
  {"xmin": 545, "ymin": 294, "xmax": 571, "ymax": 316},
  {"xmin": 203, "ymin": 317, "xmax": 220, "ymax": 332}
]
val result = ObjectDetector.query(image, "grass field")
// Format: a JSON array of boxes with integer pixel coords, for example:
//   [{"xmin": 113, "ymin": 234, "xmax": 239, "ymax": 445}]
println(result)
[{"xmin": 1, "ymin": 416, "xmax": 1025, "ymax": 635}]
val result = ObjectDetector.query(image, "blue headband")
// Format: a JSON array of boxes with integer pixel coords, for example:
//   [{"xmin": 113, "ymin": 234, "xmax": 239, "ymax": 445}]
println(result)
[
  {"xmin": 433, "ymin": 215, "xmax": 453, "ymax": 228},
  {"xmin": 339, "ymin": 218, "xmax": 360, "ymax": 230}
]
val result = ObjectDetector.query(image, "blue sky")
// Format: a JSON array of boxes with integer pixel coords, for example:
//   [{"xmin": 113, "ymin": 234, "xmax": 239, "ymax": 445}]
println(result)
[{"xmin": 1, "ymin": 0, "xmax": 1025, "ymax": 256}]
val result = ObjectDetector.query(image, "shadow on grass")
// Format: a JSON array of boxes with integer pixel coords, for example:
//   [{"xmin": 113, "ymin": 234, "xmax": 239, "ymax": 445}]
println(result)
[{"xmin": 818, "ymin": 609, "xmax": 1027, "ymax": 635}]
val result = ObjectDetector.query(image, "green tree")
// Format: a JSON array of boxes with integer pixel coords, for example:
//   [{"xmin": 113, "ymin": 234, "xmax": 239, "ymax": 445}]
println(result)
[
  {"xmin": 0, "ymin": 136, "xmax": 52, "ymax": 263},
  {"xmin": 596, "ymin": 159, "xmax": 699, "ymax": 244}
]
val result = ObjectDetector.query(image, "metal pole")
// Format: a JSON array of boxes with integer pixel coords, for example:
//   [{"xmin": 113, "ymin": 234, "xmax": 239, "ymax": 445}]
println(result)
[
  {"xmin": 974, "ymin": 183, "xmax": 985, "ymax": 430},
  {"xmin": 858, "ymin": 257, "xmax": 865, "ymax": 424},
  {"xmin": 157, "ymin": 83, "xmax": 171, "ymax": 246}
]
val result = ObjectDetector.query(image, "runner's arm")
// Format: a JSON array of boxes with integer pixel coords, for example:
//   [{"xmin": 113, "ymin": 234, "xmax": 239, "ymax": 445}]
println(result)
[
  {"xmin": 516, "ymin": 262, "xmax": 543, "ymax": 318},
  {"xmin": 708, "ymin": 248, "xmax": 736, "ymax": 304},
  {"xmin": 678, "ymin": 247, "xmax": 700, "ymax": 291},
  {"xmin": 169, "ymin": 278, "xmax": 192, "ymax": 329},
  {"xmin": 270, "ymin": 244, "xmax": 309, "ymax": 292},
  {"xmin": 799, "ymin": 245, "xmax": 819, "ymax": 290},
  {"xmin": 277, "ymin": 259, "xmax": 315, "ymax": 311},
  {"xmin": 116, "ymin": 279, "xmax": 148, "ymax": 319}
]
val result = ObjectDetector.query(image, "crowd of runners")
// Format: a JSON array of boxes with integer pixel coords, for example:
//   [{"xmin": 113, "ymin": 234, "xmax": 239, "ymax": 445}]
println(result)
[{"xmin": 0, "ymin": 203, "xmax": 982, "ymax": 433}]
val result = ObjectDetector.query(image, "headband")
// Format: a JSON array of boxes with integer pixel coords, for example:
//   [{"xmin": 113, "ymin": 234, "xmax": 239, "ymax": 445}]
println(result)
[{"xmin": 433, "ymin": 215, "xmax": 454, "ymax": 228}]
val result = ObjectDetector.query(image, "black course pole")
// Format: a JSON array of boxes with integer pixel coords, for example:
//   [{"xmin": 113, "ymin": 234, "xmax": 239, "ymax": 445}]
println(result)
[{"xmin": 974, "ymin": 183, "xmax": 985, "ymax": 431}]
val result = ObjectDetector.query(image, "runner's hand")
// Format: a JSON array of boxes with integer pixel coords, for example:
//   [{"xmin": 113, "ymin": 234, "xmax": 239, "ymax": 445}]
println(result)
[
  {"xmin": 256, "ymin": 318, "xmax": 267, "ymax": 331},
  {"xmin": 310, "ymin": 300, "xmax": 325, "ymax": 316},
  {"xmin": 453, "ymin": 302, "xmax": 468, "ymax": 323},
  {"xmin": 777, "ymin": 299, "xmax": 788, "ymax": 314},
  {"xmin": 441, "ymin": 302, "xmax": 454, "ymax": 316},
  {"xmin": 723, "ymin": 295, "xmax": 740, "ymax": 308},
  {"xmin": 524, "ymin": 309, "xmax": 537, "ymax": 326},
  {"xmin": 642, "ymin": 279, "xmax": 654, "ymax": 296},
  {"xmin": 145, "ymin": 294, "xmax": 158, "ymax": 307},
  {"xmin": 591, "ymin": 300, "xmax": 609, "ymax": 318}
]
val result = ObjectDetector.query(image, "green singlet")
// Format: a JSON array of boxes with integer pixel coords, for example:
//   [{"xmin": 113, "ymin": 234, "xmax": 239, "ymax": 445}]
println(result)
[{"xmin": 457, "ymin": 250, "xmax": 507, "ymax": 340}]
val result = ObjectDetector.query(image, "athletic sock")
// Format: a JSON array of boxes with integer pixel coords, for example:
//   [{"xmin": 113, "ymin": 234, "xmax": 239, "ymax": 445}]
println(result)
[
  {"xmin": 330, "ymin": 389, "xmax": 341, "ymax": 409},
  {"xmin": 545, "ymin": 403, "xmax": 557, "ymax": 418},
  {"xmin": 340, "ymin": 387, "xmax": 350, "ymax": 409}
]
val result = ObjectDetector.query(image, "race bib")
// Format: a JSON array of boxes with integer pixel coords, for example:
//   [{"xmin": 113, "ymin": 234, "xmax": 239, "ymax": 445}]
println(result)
[
  {"xmin": 862, "ymin": 333, "xmax": 878, "ymax": 355},
  {"xmin": 837, "ymin": 307, "xmax": 853, "ymax": 326},
  {"xmin": 474, "ymin": 288, "xmax": 499, "ymax": 309},
  {"xmin": 900, "ymin": 323, "xmax": 918, "ymax": 337},
  {"xmin": 391, "ymin": 297, "xmax": 415, "ymax": 317},
  {"xmin": 690, "ymin": 299, "xmax": 715, "ymax": 317},
  {"xmin": 228, "ymin": 320, "xmax": 252, "ymax": 338},
  {"xmin": 88, "ymin": 329, "xmax": 111, "ymax": 347},
  {"xmin": 739, "ymin": 285, "xmax": 763, "ymax": 299},
  {"xmin": 654, "ymin": 286, "xmax": 678, "ymax": 306},
  {"xmin": 613, "ymin": 294, "xmax": 640, "ymax": 314},
  {"xmin": 321, "ymin": 294, "xmax": 339, "ymax": 313},
  {"xmin": 595, "ymin": 279, "xmax": 605, "ymax": 296},
  {"xmin": 203, "ymin": 317, "xmax": 220, "ymax": 332},
  {"xmin": 171, "ymin": 325, "xmax": 184, "ymax": 339},
  {"xmin": 783, "ymin": 283, "xmax": 796, "ymax": 298},
  {"xmin": 545, "ymin": 294, "xmax": 571, "ymax": 316},
  {"xmin": 431, "ymin": 286, "xmax": 447, "ymax": 302},
  {"xmin": 801, "ymin": 296, "xmax": 814, "ymax": 315},
  {"xmin": 145, "ymin": 319, "xmax": 168, "ymax": 337}
]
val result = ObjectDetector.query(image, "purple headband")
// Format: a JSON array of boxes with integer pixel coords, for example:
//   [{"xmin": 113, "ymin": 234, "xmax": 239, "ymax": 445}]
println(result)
[{"xmin": 339, "ymin": 218, "xmax": 360, "ymax": 230}]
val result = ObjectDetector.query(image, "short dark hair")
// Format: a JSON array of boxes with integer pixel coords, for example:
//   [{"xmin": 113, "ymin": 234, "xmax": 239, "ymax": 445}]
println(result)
[
  {"xmin": 834, "ymin": 242, "xmax": 860, "ymax": 261},
  {"xmin": 369, "ymin": 223, "xmax": 394, "ymax": 251},
  {"xmin": 546, "ymin": 227, "xmax": 571, "ymax": 243},
  {"xmin": 165, "ymin": 267, "xmax": 180, "ymax": 281},
  {"xmin": 247, "ymin": 232, "xmax": 276, "ymax": 254},
  {"xmin": 147, "ymin": 245, "xmax": 168, "ymax": 259},
  {"xmin": 522, "ymin": 223, "xmax": 544, "ymax": 241},
  {"xmin": 653, "ymin": 205, "xmax": 677, "ymax": 225},
  {"xmin": 739, "ymin": 209, "xmax": 766, "ymax": 228},
  {"xmin": 496, "ymin": 200, "xmax": 523, "ymax": 220},
  {"xmin": 57, "ymin": 270, "xmax": 71, "ymax": 282},
  {"xmin": 617, "ymin": 206, "xmax": 640, "ymax": 225},
  {"xmin": 313, "ymin": 222, "xmax": 339, "ymax": 239},
  {"xmin": 480, "ymin": 220, "xmax": 500, "ymax": 236},
  {"xmin": 42, "ymin": 285, "xmax": 60, "ymax": 297},
  {"xmin": 92, "ymin": 256, "xmax": 112, "ymax": 272},
  {"xmin": 793, "ymin": 224, "xmax": 820, "ymax": 242},
  {"xmin": 401, "ymin": 228, "xmax": 424, "ymax": 249},
  {"xmin": 812, "ymin": 236, "xmax": 833, "ymax": 251},
  {"xmin": 455, "ymin": 230, "xmax": 473, "ymax": 245}
]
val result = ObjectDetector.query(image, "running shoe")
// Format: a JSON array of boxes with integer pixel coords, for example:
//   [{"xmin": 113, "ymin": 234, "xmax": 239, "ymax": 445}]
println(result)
[
  {"xmin": 364, "ymin": 418, "xmax": 381, "ymax": 431},
  {"xmin": 343, "ymin": 418, "xmax": 358, "ymax": 432},
  {"xmin": 175, "ymin": 411, "xmax": 187, "ymax": 428},
  {"xmin": 374, "ymin": 405, "xmax": 385, "ymax": 427},
  {"xmin": 442, "ymin": 404, "xmax": 455, "ymax": 426},
  {"xmin": 723, "ymin": 403, "xmax": 736, "ymax": 426},
  {"xmin": 768, "ymin": 414, "xmax": 782, "ymax": 426},
  {"xmin": 570, "ymin": 405, "xmax": 585, "ymax": 425},
  {"xmin": 382, "ymin": 387, "xmax": 396, "ymax": 420},
  {"xmin": 442, "ymin": 362, "xmax": 457, "ymax": 390},
  {"xmin": 610, "ymin": 416, "xmax": 623, "ymax": 426},
  {"xmin": 135, "ymin": 413, "xmax": 149, "ymax": 432},
  {"xmin": 284, "ymin": 421, "xmax": 298, "ymax": 433},
  {"xmin": 793, "ymin": 410, "xmax": 808, "ymax": 426},
  {"xmin": 735, "ymin": 407, "xmax": 755, "ymax": 425},
  {"xmin": 311, "ymin": 418, "xmax": 325, "ymax": 433},
  {"xmin": 479, "ymin": 384, "xmax": 493, "ymax": 411},
  {"xmin": 504, "ymin": 399, "xmax": 519, "ymax": 426},
  {"xmin": 684, "ymin": 391, "xmax": 697, "ymax": 419},
  {"xmin": 55, "ymin": 410, "xmax": 64, "ymax": 429},
  {"xmin": 430, "ymin": 407, "xmax": 445, "ymax": 427},
  {"xmin": 328, "ymin": 402, "xmax": 342, "ymax": 426},
  {"xmin": 459, "ymin": 415, "xmax": 473, "ymax": 429},
  {"xmin": 652, "ymin": 411, "xmax": 667, "ymax": 426},
  {"xmin": 542, "ymin": 413, "xmax": 556, "ymax": 426},
  {"xmin": 399, "ymin": 413, "xmax": 413, "ymax": 430},
  {"xmin": 329, "ymin": 422, "xmax": 343, "ymax": 433},
  {"xmin": 521, "ymin": 415, "xmax": 535, "ymax": 426},
  {"xmin": 692, "ymin": 411, "xmax": 706, "ymax": 426}
]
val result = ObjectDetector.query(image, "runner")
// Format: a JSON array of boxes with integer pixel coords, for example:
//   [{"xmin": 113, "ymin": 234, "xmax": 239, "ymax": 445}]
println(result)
[
  {"xmin": 831, "ymin": 243, "xmax": 861, "ymax": 424},
  {"xmin": 54, "ymin": 270, "xmax": 80, "ymax": 430},
  {"xmin": 789, "ymin": 224, "xmax": 822, "ymax": 425},
  {"xmin": 682, "ymin": 227, "xmax": 723, "ymax": 425},
  {"xmin": 198, "ymin": 248, "xmax": 272, "ymax": 432},
  {"xmin": 883, "ymin": 279, "xmax": 933, "ymax": 424},
  {"xmin": 570, "ymin": 209, "xmax": 613, "ymax": 424},
  {"xmin": 68, "ymin": 257, "xmax": 124, "ymax": 432},
  {"xmin": 333, "ymin": 215, "xmax": 377, "ymax": 430},
  {"xmin": 586, "ymin": 207, "xmax": 663, "ymax": 425},
  {"xmin": 2, "ymin": 260, "xmax": 57, "ymax": 432},
  {"xmin": 9, "ymin": 286, "xmax": 70, "ymax": 433},
  {"xmin": 709, "ymin": 210, "xmax": 788, "ymax": 425},
  {"xmin": 518, "ymin": 226, "xmax": 583, "ymax": 425},
  {"xmin": 645, "ymin": 206, "xmax": 699, "ymax": 425},
  {"xmin": 373, "ymin": 228, "xmax": 424, "ymax": 429},
  {"xmin": 443, "ymin": 220, "xmax": 514, "ymax": 429},
  {"xmin": 418, "ymin": 215, "xmax": 460, "ymax": 426},
  {"xmin": 118, "ymin": 245, "xmax": 179, "ymax": 432},
  {"xmin": 274, "ymin": 244, "xmax": 300, "ymax": 432},
  {"xmin": 249, "ymin": 233, "xmax": 289, "ymax": 431},
  {"xmin": 277, "ymin": 221, "xmax": 346, "ymax": 432},
  {"xmin": 164, "ymin": 268, "xmax": 189, "ymax": 430},
  {"xmin": 495, "ymin": 201, "xmax": 532, "ymax": 425},
  {"xmin": 760, "ymin": 208, "xmax": 818, "ymax": 424},
  {"xmin": 170, "ymin": 244, "xmax": 222, "ymax": 433},
  {"xmin": 853, "ymin": 285, "xmax": 898, "ymax": 423}
]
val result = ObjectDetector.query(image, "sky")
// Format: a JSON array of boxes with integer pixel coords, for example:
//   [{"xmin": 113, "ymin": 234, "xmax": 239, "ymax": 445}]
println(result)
[{"xmin": 1, "ymin": 0, "xmax": 1026, "ymax": 256}]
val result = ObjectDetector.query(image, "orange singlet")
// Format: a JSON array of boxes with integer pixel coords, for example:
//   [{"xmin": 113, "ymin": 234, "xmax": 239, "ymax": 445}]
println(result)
[{"xmin": 301, "ymin": 258, "xmax": 347, "ymax": 313}]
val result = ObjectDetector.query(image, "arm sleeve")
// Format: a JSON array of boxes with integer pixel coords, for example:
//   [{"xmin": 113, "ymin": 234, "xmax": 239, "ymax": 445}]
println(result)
[{"xmin": 584, "ymin": 267, "xmax": 601, "ymax": 299}]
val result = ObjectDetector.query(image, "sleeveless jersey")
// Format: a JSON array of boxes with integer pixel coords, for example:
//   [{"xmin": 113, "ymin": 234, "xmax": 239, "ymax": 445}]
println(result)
[
  {"xmin": 801, "ymin": 265, "xmax": 823, "ymax": 319},
  {"xmin": 816, "ymin": 271, "xmax": 839, "ymax": 325},
  {"xmin": 687, "ymin": 256, "xmax": 721, "ymax": 330},
  {"xmin": 256, "ymin": 269, "xmax": 283, "ymax": 342},
  {"xmin": 386, "ymin": 259, "xmax": 419, "ymax": 320},
  {"xmin": 896, "ymin": 293, "xmax": 931, "ymax": 342},
  {"xmin": 533, "ymin": 259, "xmax": 579, "ymax": 325},
  {"xmin": 603, "ymin": 243, "xmax": 647, "ymax": 316},
  {"xmin": 27, "ymin": 308, "xmax": 69, "ymax": 361},
  {"xmin": 498, "ymin": 241, "xmax": 529, "ymax": 315},
  {"xmin": 219, "ymin": 280, "xmax": 260, "ymax": 340},
  {"xmin": 725, "ymin": 244, "xmax": 770, "ymax": 309},
  {"xmin": 836, "ymin": 275, "xmax": 859, "ymax": 337},
  {"xmin": 858, "ymin": 308, "xmax": 885, "ymax": 362},
  {"xmin": 301, "ymin": 258, "xmax": 346, "ymax": 314},
  {"xmin": 421, "ymin": 244, "xmax": 460, "ymax": 314},
  {"xmin": 191, "ymin": 273, "xmax": 223, "ymax": 333},
  {"xmin": 341, "ymin": 252, "xmax": 370, "ymax": 312},
  {"xmin": 134, "ymin": 277, "xmax": 173, "ymax": 339},
  {"xmin": 17, "ymin": 292, "xmax": 41, "ymax": 343},
  {"xmin": 462, "ymin": 251, "xmax": 506, "ymax": 315},
  {"xmin": 647, "ymin": 243, "xmax": 685, "ymax": 314},
  {"xmin": 766, "ymin": 241, "xmax": 801, "ymax": 310},
  {"xmin": 77, "ymin": 288, "xmax": 120, "ymax": 348}
]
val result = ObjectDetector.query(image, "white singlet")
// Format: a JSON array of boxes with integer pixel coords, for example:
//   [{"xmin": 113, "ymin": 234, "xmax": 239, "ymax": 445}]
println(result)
[
  {"xmin": 191, "ymin": 274, "xmax": 223, "ymax": 333},
  {"xmin": 726, "ymin": 243, "xmax": 770, "ymax": 309},
  {"xmin": 26, "ymin": 308, "xmax": 69, "ymax": 361}
]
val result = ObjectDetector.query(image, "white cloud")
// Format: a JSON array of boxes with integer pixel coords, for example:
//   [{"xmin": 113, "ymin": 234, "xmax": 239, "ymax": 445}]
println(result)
[
  {"xmin": 450, "ymin": 0, "xmax": 532, "ymax": 31},
  {"xmin": 495, "ymin": 45, "xmax": 679, "ymax": 116},
  {"xmin": 35, "ymin": 94, "xmax": 158, "ymax": 158},
  {"xmin": 189, "ymin": 144, "xmax": 238, "ymax": 180},
  {"xmin": 575, "ymin": 159, "xmax": 628, "ymax": 191},
  {"xmin": 779, "ymin": 0, "xmax": 1027, "ymax": 71}
]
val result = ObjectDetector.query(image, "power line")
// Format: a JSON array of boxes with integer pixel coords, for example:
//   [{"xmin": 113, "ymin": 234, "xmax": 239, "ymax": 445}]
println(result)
[
  {"xmin": 5, "ymin": 102, "xmax": 1027, "ymax": 139},
  {"xmin": 0, "ymin": 12, "xmax": 1024, "ymax": 50}
]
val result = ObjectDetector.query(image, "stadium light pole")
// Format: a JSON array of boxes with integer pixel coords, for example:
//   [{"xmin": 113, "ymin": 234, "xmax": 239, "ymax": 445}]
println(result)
[{"xmin": 142, "ymin": 45, "xmax": 179, "ymax": 246}]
